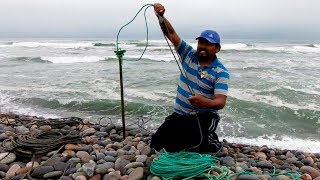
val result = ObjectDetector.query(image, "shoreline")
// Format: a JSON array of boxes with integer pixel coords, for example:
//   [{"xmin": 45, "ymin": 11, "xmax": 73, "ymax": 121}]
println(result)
[{"xmin": 0, "ymin": 112, "xmax": 319, "ymax": 179}]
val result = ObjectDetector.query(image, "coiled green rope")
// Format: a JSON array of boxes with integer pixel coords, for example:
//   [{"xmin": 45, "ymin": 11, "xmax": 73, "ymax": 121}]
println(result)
[
  {"xmin": 150, "ymin": 150, "xmax": 229, "ymax": 180},
  {"xmin": 150, "ymin": 150, "xmax": 302, "ymax": 180}
]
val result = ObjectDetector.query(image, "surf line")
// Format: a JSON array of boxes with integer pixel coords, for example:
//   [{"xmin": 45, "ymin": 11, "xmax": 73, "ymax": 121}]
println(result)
[{"xmin": 114, "ymin": 4, "xmax": 200, "ymax": 149}]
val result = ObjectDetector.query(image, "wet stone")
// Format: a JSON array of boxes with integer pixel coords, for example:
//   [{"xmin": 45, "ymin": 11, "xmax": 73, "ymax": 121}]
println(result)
[
  {"xmin": 53, "ymin": 162, "xmax": 68, "ymax": 171},
  {"xmin": 0, "ymin": 152, "xmax": 16, "ymax": 164},
  {"xmin": 128, "ymin": 167, "xmax": 144, "ymax": 180},
  {"xmin": 43, "ymin": 171, "xmax": 63, "ymax": 179},
  {"xmin": 0, "ymin": 163, "xmax": 9, "ymax": 172},
  {"xmin": 31, "ymin": 165, "xmax": 54, "ymax": 177}
]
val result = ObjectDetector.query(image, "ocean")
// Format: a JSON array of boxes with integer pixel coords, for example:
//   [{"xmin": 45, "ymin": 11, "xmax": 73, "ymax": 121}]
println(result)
[{"xmin": 0, "ymin": 38, "xmax": 319, "ymax": 152}]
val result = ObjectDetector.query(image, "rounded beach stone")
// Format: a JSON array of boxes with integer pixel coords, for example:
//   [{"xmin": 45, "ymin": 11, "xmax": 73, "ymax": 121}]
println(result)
[
  {"xmin": 300, "ymin": 166, "xmax": 320, "ymax": 179},
  {"xmin": 82, "ymin": 161, "xmax": 96, "ymax": 177},
  {"xmin": 5, "ymin": 164, "xmax": 20, "ymax": 179},
  {"xmin": 77, "ymin": 151, "xmax": 94, "ymax": 163},
  {"xmin": 43, "ymin": 171, "xmax": 63, "ymax": 179},
  {"xmin": 115, "ymin": 158, "xmax": 130, "ymax": 175},
  {"xmin": 31, "ymin": 165, "xmax": 54, "ymax": 177},
  {"xmin": 65, "ymin": 144, "xmax": 79, "ymax": 151},
  {"xmin": 128, "ymin": 167, "xmax": 143, "ymax": 180},
  {"xmin": 0, "ymin": 163, "xmax": 9, "ymax": 172},
  {"xmin": 136, "ymin": 155, "xmax": 147, "ymax": 163},
  {"xmin": 237, "ymin": 174, "xmax": 259, "ymax": 180},
  {"xmin": 26, "ymin": 161, "xmax": 40, "ymax": 168},
  {"xmin": 124, "ymin": 162, "xmax": 144, "ymax": 170},
  {"xmin": 0, "ymin": 152, "xmax": 16, "ymax": 164}
]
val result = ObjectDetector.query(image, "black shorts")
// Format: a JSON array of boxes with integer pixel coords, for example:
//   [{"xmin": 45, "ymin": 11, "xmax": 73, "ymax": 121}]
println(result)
[{"xmin": 150, "ymin": 112, "xmax": 222, "ymax": 153}]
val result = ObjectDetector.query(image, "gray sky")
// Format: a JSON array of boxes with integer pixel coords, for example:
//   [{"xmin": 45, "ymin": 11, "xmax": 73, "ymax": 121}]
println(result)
[{"xmin": 1, "ymin": 0, "xmax": 320, "ymax": 39}]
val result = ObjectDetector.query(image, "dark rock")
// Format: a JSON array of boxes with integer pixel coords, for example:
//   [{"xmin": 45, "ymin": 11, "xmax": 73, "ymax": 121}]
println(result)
[
  {"xmin": 31, "ymin": 165, "xmax": 54, "ymax": 177},
  {"xmin": 53, "ymin": 162, "xmax": 68, "ymax": 171},
  {"xmin": 0, "ymin": 163, "xmax": 9, "ymax": 172},
  {"xmin": 237, "ymin": 174, "xmax": 259, "ymax": 180},
  {"xmin": 115, "ymin": 157, "xmax": 130, "ymax": 175}
]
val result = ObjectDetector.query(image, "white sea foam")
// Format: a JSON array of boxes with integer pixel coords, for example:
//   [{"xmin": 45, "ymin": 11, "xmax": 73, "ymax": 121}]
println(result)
[
  {"xmin": 0, "ymin": 92, "xmax": 59, "ymax": 118},
  {"xmin": 42, "ymin": 56, "xmax": 104, "ymax": 63},
  {"xmin": 222, "ymin": 43, "xmax": 248, "ymax": 50},
  {"xmin": 125, "ymin": 88, "xmax": 170, "ymax": 102},
  {"xmin": 291, "ymin": 45, "xmax": 320, "ymax": 53},
  {"xmin": 222, "ymin": 134, "xmax": 320, "ymax": 153},
  {"xmin": 124, "ymin": 54, "xmax": 174, "ymax": 62},
  {"xmin": 0, "ymin": 41, "xmax": 95, "ymax": 49},
  {"xmin": 229, "ymin": 88, "xmax": 320, "ymax": 111}
]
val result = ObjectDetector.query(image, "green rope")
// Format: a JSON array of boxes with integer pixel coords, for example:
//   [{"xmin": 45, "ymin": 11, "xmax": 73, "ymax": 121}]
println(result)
[
  {"xmin": 227, "ymin": 165, "xmax": 301, "ymax": 180},
  {"xmin": 150, "ymin": 151, "xmax": 302, "ymax": 180},
  {"xmin": 150, "ymin": 150, "xmax": 228, "ymax": 180},
  {"xmin": 115, "ymin": 4, "xmax": 154, "ymax": 62}
]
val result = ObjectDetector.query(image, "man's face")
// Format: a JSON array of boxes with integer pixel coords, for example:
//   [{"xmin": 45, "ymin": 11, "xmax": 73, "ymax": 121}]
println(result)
[{"xmin": 196, "ymin": 38, "xmax": 220, "ymax": 61}]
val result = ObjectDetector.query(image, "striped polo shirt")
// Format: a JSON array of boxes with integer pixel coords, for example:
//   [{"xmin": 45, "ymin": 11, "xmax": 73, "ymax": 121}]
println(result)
[{"xmin": 174, "ymin": 40, "xmax": 230, "ymax": 115}]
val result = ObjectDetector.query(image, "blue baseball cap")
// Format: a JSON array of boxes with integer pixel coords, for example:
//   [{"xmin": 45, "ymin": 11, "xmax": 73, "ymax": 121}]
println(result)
[{"xmin": 196, "ymin": 30, "xmax": 220, "ymax": 44}]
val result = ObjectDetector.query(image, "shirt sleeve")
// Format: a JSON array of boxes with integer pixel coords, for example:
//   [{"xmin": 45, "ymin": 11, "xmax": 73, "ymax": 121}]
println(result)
[
  {"xmin": 214, "ymin": 70, "xmax": 230, "ymax": 96},
  {"xmin": 176, "ymin": 40, "xmax": 194, "ymax": 62}
]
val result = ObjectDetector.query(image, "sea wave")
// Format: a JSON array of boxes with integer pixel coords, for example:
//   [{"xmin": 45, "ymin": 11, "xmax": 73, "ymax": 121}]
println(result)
[
  {"xmin": 0, "ymin": 41, "xmax": 94, "ymax": 49},
  {"xmin": 222, "ymin": 134, "xmax": 320, "ymax": 153},
  {"xmin": 93, "ymin": 43, "xmax": 115, "ymax": 47},
  {"xmin": 12, "ymin": 56, "xmax": 52, "ymax": 63},
  {"xmin": 229, "ymin": 88, "xmax": 320, "ymax": 111},
  {"xmin": 9, "ymin": 56, "xmax": 106, "ymax": 64},
  {"xmin": 41, "ymin": 56, "xmax": 105, "ymax": 63},
  {"xmin": 15, "ymin": 97, "xmax": 170, "ymax": 116}
]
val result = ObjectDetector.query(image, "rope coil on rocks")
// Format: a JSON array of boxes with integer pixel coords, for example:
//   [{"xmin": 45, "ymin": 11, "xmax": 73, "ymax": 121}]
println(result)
[
  {"xmin": 1, "ymin": 117, "xmax": 83, "ymax": 157},
  {"xmin": 150, "ymin": 150, "xmax": 229, "ymax": 180},
  {"xmin": 9, "ymin": 129, "xmax": 82, "ymax": 157}
]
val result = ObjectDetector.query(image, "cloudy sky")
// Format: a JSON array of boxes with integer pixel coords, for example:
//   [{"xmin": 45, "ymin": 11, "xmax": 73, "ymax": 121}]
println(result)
[{"xmin": 1, "ymin": 0, "xmax": 319, "ymax": 39}]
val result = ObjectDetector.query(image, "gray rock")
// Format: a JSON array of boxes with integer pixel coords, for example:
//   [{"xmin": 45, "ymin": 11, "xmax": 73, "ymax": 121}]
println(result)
[
  {"xmin": 53, "ymin": 162, "xmax": 68, "ymax": 171},
  {"xmin": 115, "ymin": 157, "xmax": 130, "ymax": 175},
  {"xmin": 0, "ymin": 152, "xmax": 16, "ymax": 164},
  {"xmin": 237, "ymin": 174, "xmax": 259, "ymax": 180},
  {"xmin": 105, "ymin": 151, "xmax": 118, "ymax": 157},
  {"xmin": 64, "ymin": 167, "xmax": 78, "ymax": 176},
  {"xmin": 82, "ymin": 161, "xmax": 96, "ymax": 177},
  {"xmin": 77, "ymin": 151, "xmax": 94, "ymax": 163},
  {"xmin": 96, "ymin": 152, "xmax": 106, "ymax": 161},
  {"xmin": 221, "ymin": 156, "xmax": 235, "ymax": 166},
  {"xmin": 104, "ymin": 155, "xmax": 116, "ymax": 162},
  {"xmin": 72, "ymin": 172, "xmax": 87, "ymax": 179},
  {"xmin": 97, "ymin": 162, "xmax": 115, "ymax": 170},
  {"xmin": 125, "ymin": 162, "xmax": 144, "ymax": 169},
  {"xmin": 31, "ymin": 165, "xmax": 54, "ymax": 177},
  {"xmin": 141, "ymin": 146, "xmax": 151, "ymax": 156},
  {"xmin": 0, "ymin": 163, "xmax": 9, "ymax": 172},
  {"xmin": 256, "ymin": 161, "xmax": 273, "ymax": 169},
  {"xmin": 136, "ymin": 155, "xmax": 148, "ymax": 163},
  {"xmin": 15, "ymin": 125, "xmax": 29, "ymax": 134},
  {"xmin": 69, "ymin": 157, "xmax": 81, "ymax": 163},
  {"xmin": 0, "ymin": 133, "xmax": 8, "ymax": 141},
  {"xmin": 60, "ymin": 176, "xmax": 74, "ymax": 180},
  {"xmin": 128, "ymin": 167, "xmax": 144, "ymax": 180},
  {"xmin": 301, "ymin": 157, "xmax": 314, "ymax": 166},
  {"xmin": 43, "ymin": 171, "xmax": 63, "ymax": 179},
  {"xmin": 103, "ymin": 172, "xmax": 122, "ymax": 180}
]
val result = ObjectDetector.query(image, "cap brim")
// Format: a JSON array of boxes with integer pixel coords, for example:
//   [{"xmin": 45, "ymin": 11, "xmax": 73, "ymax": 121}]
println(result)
[{"xmin": 195, "ymin": 36, "xmax": 217, "ymax": 44}]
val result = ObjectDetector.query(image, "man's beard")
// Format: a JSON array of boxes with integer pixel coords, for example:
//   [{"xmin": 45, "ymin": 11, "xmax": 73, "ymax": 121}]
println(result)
[{"xmin": 196, "ymin": 50, "xmax": 210, "ymax": 61}]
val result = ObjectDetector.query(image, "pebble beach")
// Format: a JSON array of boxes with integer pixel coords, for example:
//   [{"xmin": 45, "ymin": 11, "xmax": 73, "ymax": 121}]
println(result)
[{"xmin": 0, "ymin": 112, "xmax": 319, "ymax": 180}]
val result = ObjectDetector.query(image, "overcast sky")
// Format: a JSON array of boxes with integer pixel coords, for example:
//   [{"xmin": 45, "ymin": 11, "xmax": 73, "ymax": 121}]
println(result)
[{"xmin": 1, "ymin": 0, "xmax": 320, "ymax": 39}]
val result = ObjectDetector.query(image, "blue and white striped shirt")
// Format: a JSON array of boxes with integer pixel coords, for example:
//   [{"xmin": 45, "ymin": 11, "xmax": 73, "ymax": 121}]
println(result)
[{"xmin": 174, "ymin": 40, "xmax": 230, "ymax": 115}]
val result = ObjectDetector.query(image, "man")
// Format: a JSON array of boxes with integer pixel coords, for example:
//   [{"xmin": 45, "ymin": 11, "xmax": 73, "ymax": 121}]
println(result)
[{"xmin": 150, "ymin": 3, "xmax": 230, "ymax": 153}]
